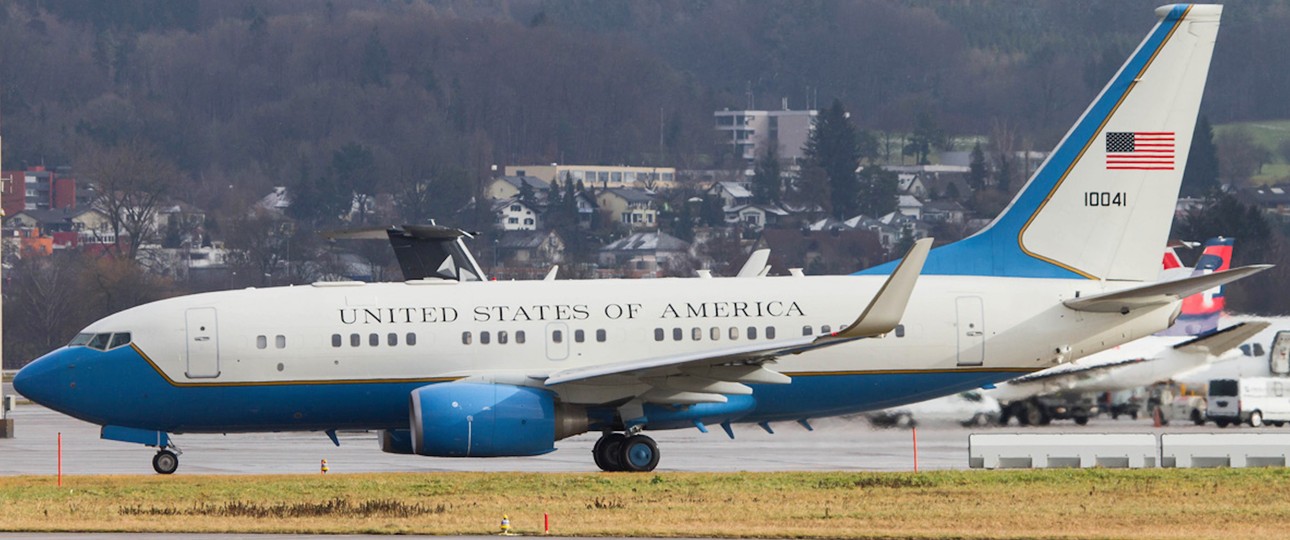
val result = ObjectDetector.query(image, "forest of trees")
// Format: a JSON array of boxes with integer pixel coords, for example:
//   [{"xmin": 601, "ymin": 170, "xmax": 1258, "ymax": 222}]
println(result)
[{"xmin": 7, "ymin": 0, "xmax": 1290, "ymax": 208}]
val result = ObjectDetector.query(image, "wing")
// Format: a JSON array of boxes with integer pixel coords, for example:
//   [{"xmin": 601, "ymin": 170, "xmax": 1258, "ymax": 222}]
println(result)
[{"xmin": 541, "ymin": 238, "xmax": 933, "ymax": 404}]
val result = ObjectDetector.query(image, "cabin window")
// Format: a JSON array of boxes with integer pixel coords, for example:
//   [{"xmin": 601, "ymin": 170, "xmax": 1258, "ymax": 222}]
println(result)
[
  {"xmin": 575, "ymin": 329, "xmax": 586, "ymax": 343},
  {"xmin": 369, "ymin": 333, "xmax": 380, "ymax": 347},
  {"xmin": 275, "ymin": 335, "xmax": 286, "ymax": 349},
  {"xmin": 516, "ymin": 330, "xmax": 526, "ymax": 344},
  {"xmin": 596, "ymin": 329, "xmax": 607, "ymax": 342},
  {"xmin": 332, "ymin": 334, "xmax": 342, "ymax": 348},
  {"xmin": 108, "ymin": 333, "xmax": 132, "ymax": 349},
  {"xmin": 710, "ymin": 327, "xmax": 721, "ymax": 340},
  {"xmin": 480, "ymin": 331, "xmax": 491, "ymax": 345},
  {"xmin": 350, "ymin": 333, "xmax": 361, "ymax": 347},
  {"xmin": 257, "ymin": 335, "xmax": 268, "ymax": 349},
  {"xmin": 673, "ymin": 328, "xmax": 683, "ymax": 341},
  {"xmin": 655, "ymin": 328, "xmax": 665, "ymax": 341},
  {"xmin": 729, "ymin": 327, "xmax": 739, "ymax": 340},
  {"xmin": 747, "ymin": 326, "xmax": 758, "ymax": 340},
  {"xmin": 498, "ymin": 331, "xmax": 509, "ymax": 344},
  {"xmin": 895, "ymin": 324, "xmax": 905, "ymax": 338},
  {"xmin": 802, "ymin": 326, "xmax": 814, "ymax": 336},
  {"xmin": 821, "ymin": 325, "xmax": 832, "ymax": 335},
  {"xmin": 766, "ymin": 326, "xmax": 776, "ymax": 339},
  {"xmin": 692, "ymin": 327, "xmax": 702, "ymax": 341},
  {"xmin": 388, "ymin": 333, "xmax": 399, "ymax": 346},
  {"xmin": 406, "ymin": 333, "xmax": 417, "ymax": 346},
  {"xmin": 552, "ymin": 330, "xmax": 563, "ymax": 343},
  {"xmin": 462, "ymin": 331, "xmax": 472, "ymax": 345}
]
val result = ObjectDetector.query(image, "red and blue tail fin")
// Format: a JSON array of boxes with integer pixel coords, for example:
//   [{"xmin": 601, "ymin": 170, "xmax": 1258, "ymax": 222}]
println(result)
[{"xmin": 1158, "ymin": 236, "xmax": 1232, "ymax": 336}]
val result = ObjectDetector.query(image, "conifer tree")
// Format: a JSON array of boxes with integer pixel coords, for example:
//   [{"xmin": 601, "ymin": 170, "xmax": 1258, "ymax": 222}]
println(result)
[{"xmin": 804, "ymin": 99, "xmax": 862, "ymax": 218}]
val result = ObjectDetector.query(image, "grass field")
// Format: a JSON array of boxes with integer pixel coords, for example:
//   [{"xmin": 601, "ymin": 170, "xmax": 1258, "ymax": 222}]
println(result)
[
  {"xmin": 1215, "ymin": 120, "xmax": 1290, "ymax": 184},
  {"xmin": 1, "ymin": 469, "xmax": 1288, "ymax": 538}
]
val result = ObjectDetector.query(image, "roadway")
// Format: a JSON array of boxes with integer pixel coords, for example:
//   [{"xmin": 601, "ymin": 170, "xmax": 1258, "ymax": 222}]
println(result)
[{"xmin": 0, "ymin": 403, "xmax": 1261, "ymax": 476}]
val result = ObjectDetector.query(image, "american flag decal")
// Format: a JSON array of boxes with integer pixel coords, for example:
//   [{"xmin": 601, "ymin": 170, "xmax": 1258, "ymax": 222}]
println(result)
[{"xmin": 1105, "ymin": 131, "xmax": 1175, "ymax": 170}]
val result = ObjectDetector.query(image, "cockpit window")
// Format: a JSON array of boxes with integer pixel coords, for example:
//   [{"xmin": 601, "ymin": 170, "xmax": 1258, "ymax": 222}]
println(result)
[
  {"xmin": 72, "ymin": 332, "xmax": 132, "ymax": 351},
  {"xmin": 87, "ymin": 333, "xmax": 112, "ymax": 350},
  {"xmin": 108, "ymin": 333, "xmax": 132, "ymax": 349}
]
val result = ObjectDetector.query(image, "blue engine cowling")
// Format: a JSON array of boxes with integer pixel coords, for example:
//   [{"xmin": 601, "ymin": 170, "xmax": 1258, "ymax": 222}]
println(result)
[{"xmin": 409, "ymin": 383, "xmax": 557, "ymax": 457}]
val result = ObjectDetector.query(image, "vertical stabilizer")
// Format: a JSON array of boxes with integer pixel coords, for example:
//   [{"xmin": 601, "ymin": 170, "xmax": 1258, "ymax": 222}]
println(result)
[
  {"xmin": 861, "ymin": 4, "xmax": 1222, "ymax": 281},
  {"xmin": 1158, "ymin": 236, "xmax": 1232, "ymax": 336}
]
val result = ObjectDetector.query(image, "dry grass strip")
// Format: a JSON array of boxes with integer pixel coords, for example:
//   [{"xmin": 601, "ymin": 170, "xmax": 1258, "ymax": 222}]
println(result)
[{"xmin": 0, "ymin": 469, "xmax": 1288, "ymax": 539}]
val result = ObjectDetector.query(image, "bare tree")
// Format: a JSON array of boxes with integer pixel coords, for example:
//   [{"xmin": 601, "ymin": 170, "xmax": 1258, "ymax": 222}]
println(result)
[{"xmin": 78, "ymin": 140, "xmax": 183, "ymax": 260}]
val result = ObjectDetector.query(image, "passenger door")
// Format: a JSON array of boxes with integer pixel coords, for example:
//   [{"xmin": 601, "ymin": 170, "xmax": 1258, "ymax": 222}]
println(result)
[
  {"xmin": 955, "ymin": 296, "xmax": 985, "ymax": 366},
  {"xmin": 185, "ymin": 307, "xmax": 220, "ymax": 378}
]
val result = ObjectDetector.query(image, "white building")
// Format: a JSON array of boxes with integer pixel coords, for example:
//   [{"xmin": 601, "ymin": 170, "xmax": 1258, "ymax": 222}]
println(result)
[{"xmin": 714, "ymin": 108, "xmax": 816, "ymax": 164}]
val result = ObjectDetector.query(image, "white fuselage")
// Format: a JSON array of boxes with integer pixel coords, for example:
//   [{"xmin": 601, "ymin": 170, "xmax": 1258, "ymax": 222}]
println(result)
[{"xmin": 85, "ymin": 273, "xmax": 1175, "ymax": 420}]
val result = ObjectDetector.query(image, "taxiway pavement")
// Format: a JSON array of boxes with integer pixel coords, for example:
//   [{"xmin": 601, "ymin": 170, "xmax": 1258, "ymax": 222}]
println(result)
[{"xmin": 0, "ymin": 403, "xmax": 1258, "ymax": 476}]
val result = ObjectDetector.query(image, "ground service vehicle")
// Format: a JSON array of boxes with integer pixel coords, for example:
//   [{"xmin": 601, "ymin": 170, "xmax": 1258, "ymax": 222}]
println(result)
[{"xmin": 1206, "ymin": 377, "xmax": 1290, "ymax": 427}]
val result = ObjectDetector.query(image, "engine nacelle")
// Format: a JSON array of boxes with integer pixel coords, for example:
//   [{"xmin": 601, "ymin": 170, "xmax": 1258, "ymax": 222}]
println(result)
[
  {"xmin": 410, "ymin": 383, "xmax": 571, "ymax": 457},
  {"xmin": 378, "ymin": 429, "xmax": 415, "ymax": 454}
]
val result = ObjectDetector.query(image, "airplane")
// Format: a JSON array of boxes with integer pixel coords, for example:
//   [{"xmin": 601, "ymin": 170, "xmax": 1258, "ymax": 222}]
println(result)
[
  {"xmin": 985, "ymin": 237, "xmax": 1271, "ymax": 424},
  {"xmin": 15, "ymin": 4, "xmax": 1254, "ymax": 474},
  {"xmin": 1172, "ymin": 315, "xmax": 1290, "ymax": 387}
]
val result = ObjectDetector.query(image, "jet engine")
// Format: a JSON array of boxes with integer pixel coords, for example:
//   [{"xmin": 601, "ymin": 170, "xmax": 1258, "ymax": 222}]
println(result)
[{"xmin": 408, "ymin": 383, "xmax": 587, "ymax": 457}]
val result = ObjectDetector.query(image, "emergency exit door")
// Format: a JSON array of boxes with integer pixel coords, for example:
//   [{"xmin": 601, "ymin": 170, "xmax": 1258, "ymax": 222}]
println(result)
[
  {"xmin": 546, "ymin": 322, "xmax": 569, "ymax": 361},
  {"xmin": 955, "ymin": 297, "xmax": 985, "ymax": 366},
  {"xmin": 185, "ymin": 307, "xmax": 220, "ymax": 378}
]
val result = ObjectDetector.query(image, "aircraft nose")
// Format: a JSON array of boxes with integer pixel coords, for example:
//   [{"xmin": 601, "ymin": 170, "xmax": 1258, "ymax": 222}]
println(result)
[{"xmin": 13, "ymin": 350, "xmax": 71, "ymax": 407}]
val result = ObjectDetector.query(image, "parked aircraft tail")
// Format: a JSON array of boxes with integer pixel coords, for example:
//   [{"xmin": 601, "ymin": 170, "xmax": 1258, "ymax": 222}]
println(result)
[
  {"xmin": 1158, "ymin": 236, "xmax": 1233, "ymax": 336},
  {"xmin": 860, "ymin": 4, "xmax": 1222, "ymax": 281}
]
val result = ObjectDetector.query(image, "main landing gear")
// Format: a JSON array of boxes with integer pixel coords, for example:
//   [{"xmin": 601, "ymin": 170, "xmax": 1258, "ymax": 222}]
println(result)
[
  {"xmin": 152, "ymin": 449, "xmax": 179, "ymax": 474},
  {"xmin": 593, "ymin": 432, "xmax": 660, "ymax": 472}
]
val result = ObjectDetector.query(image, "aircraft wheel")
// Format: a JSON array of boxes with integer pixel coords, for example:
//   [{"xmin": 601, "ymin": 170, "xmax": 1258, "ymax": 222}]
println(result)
[
  {"xmin": 1249, "ymin": 411, "xmax": 1264, "ymax": 428},
  {"xmin": 1216, "ymin": 419, "xmax": 1230, "ymax": 428},
  {"xmin": 1021, "ymin": 404, "xmax": 1042, "ymax": 426},
  {"xmin": 1074, "ymin": 415, "xmax": 1090, "ymax": 426},
  {"xmin": 1191, "ymin": 410, "xmax": 1205, "ymax": 426},
  {"xmin": 619, "ymin": 435, "xmax": 660, "ymax": 472},
  {"xmin": 152, "ymin": 450, "xmax": 179, "ymax": 475},
  {"xmin": 593, "ymin": 433, "xmax": 626, "ymax": 472}
]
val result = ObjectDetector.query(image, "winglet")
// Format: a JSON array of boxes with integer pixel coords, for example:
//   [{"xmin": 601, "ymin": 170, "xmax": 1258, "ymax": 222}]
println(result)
[
  {"xmin": 737, "ymin": 249, "xmax": 771, "ymax": 277},
  {"xmin": 830, "ymin": 238, "xmax": 933, "ymax": 340}
]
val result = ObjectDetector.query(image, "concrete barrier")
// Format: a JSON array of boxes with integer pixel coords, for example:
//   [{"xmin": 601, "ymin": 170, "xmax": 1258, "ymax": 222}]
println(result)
[
  {"xmin": 1161, "ymin": 433, "xmax": 1290, "ymax": 468},
  {"xmin": 969, "ymin": 433, "xmax": 1158, "ymax": 469}
]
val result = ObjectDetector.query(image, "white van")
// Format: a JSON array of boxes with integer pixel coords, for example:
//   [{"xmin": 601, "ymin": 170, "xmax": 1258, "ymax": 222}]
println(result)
[{"xmin": 1206, "ymin": 377, "xmax": 1290, "ymax": 427}]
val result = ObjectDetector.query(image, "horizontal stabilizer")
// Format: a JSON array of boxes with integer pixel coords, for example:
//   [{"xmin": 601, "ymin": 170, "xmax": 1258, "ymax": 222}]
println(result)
[
  {"xmin": 1063, "ymin": 264, "xmax": 1272, "ymax": 313},
  {"xmin": 1174, "ymin": 321, "xmax": 1271, "ymax": 356},
  {"xmin": 1007, "ymin": 357, "xmax": 1147, "ymax": 385}
]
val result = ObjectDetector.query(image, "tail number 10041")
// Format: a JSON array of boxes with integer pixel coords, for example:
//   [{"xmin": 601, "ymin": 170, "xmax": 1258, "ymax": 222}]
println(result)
[{"xmin": 1084, "ymin": 192, "xmax": 1127, "ymax": 207}]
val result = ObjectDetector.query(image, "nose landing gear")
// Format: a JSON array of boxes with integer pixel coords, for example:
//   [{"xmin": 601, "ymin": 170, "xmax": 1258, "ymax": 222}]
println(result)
[{"xmin": 593, "ymin": 432, "xmax": 659, "ymax": 472}]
